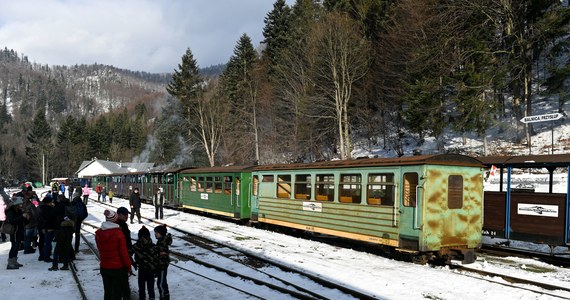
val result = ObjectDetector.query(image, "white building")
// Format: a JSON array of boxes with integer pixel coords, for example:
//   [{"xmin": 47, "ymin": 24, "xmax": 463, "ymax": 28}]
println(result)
[{"xmin": 74, "ymin": 158, "xmax": 154, "ymax": 180}]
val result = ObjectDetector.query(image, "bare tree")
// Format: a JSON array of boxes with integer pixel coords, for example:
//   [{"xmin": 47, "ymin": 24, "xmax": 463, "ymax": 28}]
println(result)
[
  {"xmin": 309, "ymin": 12, "xmax": 370, "ymax": 160},
  {"xmin": 190, "ymin": 79, "xmax": 228, "ymax": 167}
]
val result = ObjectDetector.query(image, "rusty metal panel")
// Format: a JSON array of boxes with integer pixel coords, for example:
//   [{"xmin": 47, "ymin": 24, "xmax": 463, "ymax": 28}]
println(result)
[
  {"xmin": 509, "ymin": 192, "xmax": 566, "ymax": 244},
  {"xmin": 421, "ymin": 166, "xmax": 483, "ymax": 251}
]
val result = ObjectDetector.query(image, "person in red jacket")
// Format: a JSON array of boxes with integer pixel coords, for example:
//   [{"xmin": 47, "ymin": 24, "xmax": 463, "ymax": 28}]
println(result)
[
  {"xmin": 95, "ymin": 209, "xmax": 132, "ymax": 300},
  {"xmin": 95, "ymin": 183, "xmax": 103, "ymax": 202}
]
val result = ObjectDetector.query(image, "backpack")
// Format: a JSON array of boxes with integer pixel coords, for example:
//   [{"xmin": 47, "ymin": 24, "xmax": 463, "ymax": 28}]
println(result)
[{"xmin": 75, "ymin": 199, "xmax": 88, "ymax": 220}]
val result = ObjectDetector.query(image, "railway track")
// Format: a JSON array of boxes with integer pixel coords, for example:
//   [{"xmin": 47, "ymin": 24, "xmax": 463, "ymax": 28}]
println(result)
[
  {"xmin": 88, "ymin": 200, "xmax": 378, "ymax": 299},
  {"xmin": 82, "ymin": 219, "xmax": 363, "ymax": 299},
  {"xmin": 450, "ymin": 262, "xmax": 570, "ymax": 299},
  {"xmin": 479, "ymin": 244, "xmax": 570, "ymax": 268}
]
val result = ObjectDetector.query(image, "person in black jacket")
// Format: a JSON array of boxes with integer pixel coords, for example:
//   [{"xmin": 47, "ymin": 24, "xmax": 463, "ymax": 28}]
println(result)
[
  {"xmin": 5, "ymin": 197, "xmax": 25, "ymax": 269},
  {"xmin": 129, "ymin": 188, "xmax": 142, "ymax": 224},
  {"xmin": 71, "ymin": 192, "xmax": 88, "ymax": 253},
  {"xmin": 39, "ymin": 195, "xmax": 58, "ymax": 263},
  {"xmin": 117, "ymin": 206, "xmax": 136, "ymax": 270},
  {"xmin": 133, "ymin": 226, "xmax": 159, "ymax": 300},
  {"xmin": 154, "ymin": 225, "xmax": 172, "ymax": 300}
]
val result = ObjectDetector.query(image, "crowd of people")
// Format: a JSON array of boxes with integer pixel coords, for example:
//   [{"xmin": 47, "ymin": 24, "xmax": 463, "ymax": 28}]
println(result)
[
  {"xmin": 1, "ymin": 183, "xmax": 88, "ymax": 271},
  {"xmin": 0, "ymin": 182, "xmax": 172, "ymax": 300}
]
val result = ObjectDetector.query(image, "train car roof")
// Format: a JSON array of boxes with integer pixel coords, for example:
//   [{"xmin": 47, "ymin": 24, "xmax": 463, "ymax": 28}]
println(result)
[
  {"xmin": 179, "ymin": 165, "xmax": 255, "ymax": 174},
  {"xmin": 479, "ymin": 153, "xmax": 570, "ymax": 168},
  {"xmin": 253, "ymin": 154, "xmax": 482, "ymax": 171}
]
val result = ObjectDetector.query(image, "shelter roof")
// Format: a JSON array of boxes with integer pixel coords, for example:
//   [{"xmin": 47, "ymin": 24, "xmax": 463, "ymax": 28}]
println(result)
[{"xmin": 478, "ymin": 153, "xmax": 570, "ymax": 168}]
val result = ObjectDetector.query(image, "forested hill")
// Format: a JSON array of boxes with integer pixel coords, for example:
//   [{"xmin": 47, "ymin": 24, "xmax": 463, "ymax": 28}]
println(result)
[
  {"xmin": 0, "ymin": 47, "xmax": 169, "ymax": 116},
  {"xmin": 0, "ymin": 47, "xmax": 176, "ymax": 183},
  {"xmin": 0, "ymin": 46, "xmax": 227, "ymax": 184}
]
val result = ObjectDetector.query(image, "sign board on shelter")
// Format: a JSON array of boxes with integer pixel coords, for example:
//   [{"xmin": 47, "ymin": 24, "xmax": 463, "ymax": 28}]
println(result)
[{"xmin": 520, "ymin": 113, "xmax": 563, "ymax": 124}]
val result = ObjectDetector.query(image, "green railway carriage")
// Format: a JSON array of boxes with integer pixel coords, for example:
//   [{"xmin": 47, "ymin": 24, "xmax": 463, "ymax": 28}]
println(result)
[
  {"xmin": 177, "ymin": 166, "xmax": 253, "ymax": 220},
  {"xmin": 250, "ymin": 154, "xmax": 484, "ymax": 263},
  {"xmin": 145, "ymin": 169, "xmax": 180, "ymax": 207}
]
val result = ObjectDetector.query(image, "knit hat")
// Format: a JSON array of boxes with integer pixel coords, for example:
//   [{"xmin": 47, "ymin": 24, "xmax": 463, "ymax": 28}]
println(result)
[
  {"xmin": 42, "ymin": 195, "xmax": 53, "ymax": 204},
  {"xmin": 154, "ymin": 224, "xmax": 167, "ymax": 236},
  {"xmin": 117, "ymin": 206, "xmax": 130, "ymax": 216},
  {"xmin": 104, "ymin": 209, "xmax": 118, "ymax": 222},
  {"xmin": 138, "ymin": 226, "xmax": 151, "ymax": 239}
]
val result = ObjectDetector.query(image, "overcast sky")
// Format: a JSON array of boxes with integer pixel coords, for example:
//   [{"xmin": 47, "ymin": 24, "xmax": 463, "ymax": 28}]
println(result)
[{"xmin": 0, "ymin": 0, "xmax": 291, "ymax": 73}]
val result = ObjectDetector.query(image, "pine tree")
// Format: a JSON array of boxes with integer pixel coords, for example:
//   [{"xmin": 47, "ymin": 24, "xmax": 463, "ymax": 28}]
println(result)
[
  {"xmin": 26, "ymin": 109, "xmax": 52, "ymax": 183},
  {"xmin": 220, "ymin": 34, "xmax": 260, "ymax": 164},
  {"xmin": 166, "ymin": 48, "xmax": 202, "ymax": 112},
  {"xmin": 262, "ymin": 0, "xmax": 292, "ymax": 78}
]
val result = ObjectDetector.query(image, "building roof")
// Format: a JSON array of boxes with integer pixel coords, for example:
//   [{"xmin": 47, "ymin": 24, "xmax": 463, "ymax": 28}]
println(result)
[
  {"xmin": 478, "ymin": 153, "xmax": 570, "ymax": 168},
  {"xmin": 75, "ymin": 158, "xmax": 155, "ymax": 177}
]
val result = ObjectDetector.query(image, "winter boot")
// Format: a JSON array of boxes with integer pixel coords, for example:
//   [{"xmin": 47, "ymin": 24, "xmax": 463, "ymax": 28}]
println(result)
[
  {"xmin": 49, "ymin": 262, "xmax": 59, "ymax": 271},
  {"xmin": 7, "ymin": 258, "xmax": 19, "ymax": 270},
  {"xmin": 14, "ymin": 257, "xmax": 23, "ymax": 267},
  {"xmin": 61, "ymin": 264, "xmax": 69, "ymax": 270}
]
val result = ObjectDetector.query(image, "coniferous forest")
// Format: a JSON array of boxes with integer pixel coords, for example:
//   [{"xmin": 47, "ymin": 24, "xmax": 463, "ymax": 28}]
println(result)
[{"xmin": 1, "ymin": 0, "xmax": 569, "ymax": 184}]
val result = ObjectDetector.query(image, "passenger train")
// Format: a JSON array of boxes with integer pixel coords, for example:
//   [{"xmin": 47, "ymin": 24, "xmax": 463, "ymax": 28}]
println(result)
[{"xmin": 92, "ymin": 153, "xmax": 485, "ymax": 264}]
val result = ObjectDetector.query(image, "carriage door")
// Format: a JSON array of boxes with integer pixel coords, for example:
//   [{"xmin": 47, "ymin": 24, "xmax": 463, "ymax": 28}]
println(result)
[
  {"xmin": 400, "ymin": 173, "xmax": 422, "ymax": 236},
  {"xmin": 234, "ymin": 177, "xmax": 241, "ymax": 214}
]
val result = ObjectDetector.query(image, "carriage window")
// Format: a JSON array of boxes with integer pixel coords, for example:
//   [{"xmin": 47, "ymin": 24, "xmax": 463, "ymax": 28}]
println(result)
[
  {"xmin": 367, "ymin": 173, "xmax": 394, "ymax": 206},
  {"xmin": 294, "ymin": 174, "xmax": 311, "ymax": 200},
  {"xmin": 262, "ymin": 175, "xmax": 274, "ymax": 182},
  {"xmin": 214, "ymin": 176, "xmax": 222, "ymax": 193},
  {"xmin": 277, "ymin": 175, "xmax": 291, "ymax": 199},
  {"xmin": 339, "ymin": 174, "xmax": 361, "ymax": 204},
  {"xmin": 224, "ymin": 176, "xmax": 233, "ymax": 195},
  {"xmin": 206, "ymin": 177, "xmax": 213, "ymax": 193},
  {"xmin": 403, "ymin": 173, "xmax": 418, "ymax": 207},
  {"xmin": 448, "ymin": 175, "xmax": 463, "ymax": 209},
  {"xmin": 252, "ymin": 176, "xmax": 259, "ymax": 196},
  {"xmin": 197, "ymin": 177, "xmax": 205, "ymax": 192},
  {"xmin": 315, "ymin": 174, "xmax": 334, "ymax": 201},
  {"xmin": 190, "ymin": 177, "xmax": 197, "ymax": 191}
]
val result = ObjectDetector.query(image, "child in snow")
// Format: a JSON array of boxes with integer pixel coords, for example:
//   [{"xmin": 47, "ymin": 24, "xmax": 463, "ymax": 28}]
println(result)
[
  {"xmin": 154, "ymin": 225, "xmax": 172, "ymax": 300},
  {"xmin": 133, "ymin": 226, "xmax": 159, "ymax": 300}
]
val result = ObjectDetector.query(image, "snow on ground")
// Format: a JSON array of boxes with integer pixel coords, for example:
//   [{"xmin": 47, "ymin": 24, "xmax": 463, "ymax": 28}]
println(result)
[{"xmin": 1, "ymin": 188, "xmax": 570, "ymax": 300}]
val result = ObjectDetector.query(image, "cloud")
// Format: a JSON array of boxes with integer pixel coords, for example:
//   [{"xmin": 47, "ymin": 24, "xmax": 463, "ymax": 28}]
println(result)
[{"xmin": 0, "ymin": 0, "xmax": 285, "ymax": 73}]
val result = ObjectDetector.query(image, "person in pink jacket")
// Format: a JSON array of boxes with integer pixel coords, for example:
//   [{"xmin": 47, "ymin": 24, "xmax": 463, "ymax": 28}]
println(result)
[
  {"xmin": 81, "ymin": 184, "xmax": 90, "ymax": 205},
  {"xmin": 0, "ymin": 186, "xmax": 7, "ymax": 243}
]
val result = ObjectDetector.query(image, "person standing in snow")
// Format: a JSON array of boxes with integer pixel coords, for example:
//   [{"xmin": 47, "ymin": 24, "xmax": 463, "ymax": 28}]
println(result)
[
  {"xmin": 95, "ymin": 183, "xmax": 103, "ymax": 202},
  {"xmin": 133, "ymin": 226, "xmax": 159, "ymax": 300},
  {"xmin": 154, "ymin": 225, "xmax": 172, "ymax": 300},
  {"xmin": 71, "ymin": 191, "xmax": 88, "ymax": 253},
  {"xmin": 101, "ymin": 187, "xmax": 107, "ymax": 203},
  {"xmin": 5, "ymin": 197, "xmax": 25, "ymax": 269},
  {"xmin": 82, "ymin": 184, "xmax": 90, "ymax": 205},
  {"xmin": 108, "ymin": 189, "xmax": 114, "ymax": 204},
  {"xmin": 0, "ymin": 185, "xmax": 9, "ymax": 243},
  {"xmin": 39, "ymin": 195, "xmax": 57, "ymax": 263},
  {"xmin": 22, "ymin": 196, "xmax": 39, "ymax": 254},
  {"xmin": 153, "ymin": 188, "xmax": 164, "ymax": 220},
  {"xmin": 96, "ymin": 209, "xmax": 132, "ymax": 300},
  {"xmin": 49, "ymin": 216, "xmax": 74, "ymax": 271},
  {"xmin": 129, "ymin": 188, "xmax": 142, "ymax": 224}
]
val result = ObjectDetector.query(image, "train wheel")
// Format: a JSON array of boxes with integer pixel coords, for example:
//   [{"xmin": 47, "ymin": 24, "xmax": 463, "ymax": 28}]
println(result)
[{"xmin": 412, "ymin": 254, "xmax": 429, "ymax": 265}]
